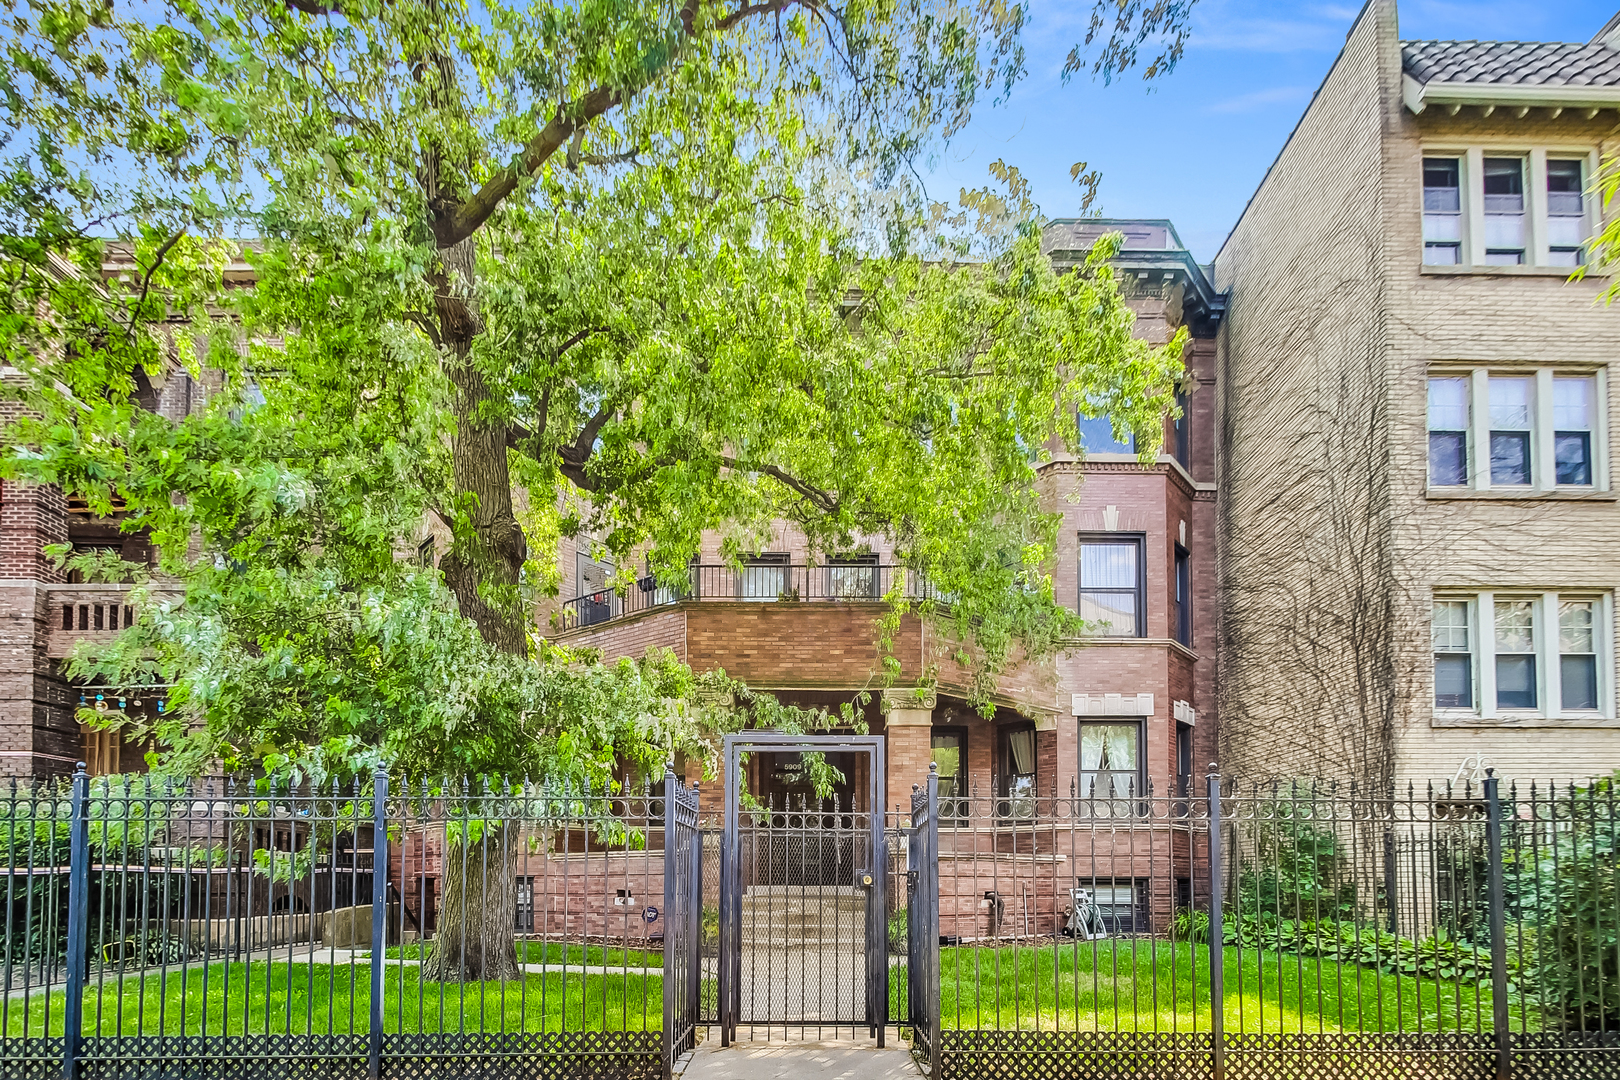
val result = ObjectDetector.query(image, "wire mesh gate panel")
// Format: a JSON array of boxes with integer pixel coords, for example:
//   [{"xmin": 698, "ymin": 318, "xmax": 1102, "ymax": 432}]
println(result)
[{"xmin": 717, "ymin": 734, "xmax": 887, "ymax": 1045}]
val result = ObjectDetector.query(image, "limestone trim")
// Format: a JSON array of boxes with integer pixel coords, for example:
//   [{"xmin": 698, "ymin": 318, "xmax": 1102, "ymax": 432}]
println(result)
[{"xmin": 1072, "ymin": 692, "xmax": 1154, "ymax": 717}]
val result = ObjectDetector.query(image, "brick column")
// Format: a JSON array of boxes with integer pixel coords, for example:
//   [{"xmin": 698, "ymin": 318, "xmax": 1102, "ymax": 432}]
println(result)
[
  {"xmin": 1035, "ymin": 717, "xmax": 1058, "ymax": 798},
  {"xmin": 880, "ymin": 688, "xmax": 936, "ymax": 810}
]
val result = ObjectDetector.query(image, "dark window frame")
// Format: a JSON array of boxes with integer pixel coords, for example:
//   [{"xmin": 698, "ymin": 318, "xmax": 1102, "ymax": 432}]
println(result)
[
  {"xmin": 1173, "ymin": 545, "xmax": 1192, "ymax": 647},
  {"xmin": 1077, "ymin": 719, "xmax": 1147, "ymax": 803},
  {"xmin": 995, "ymin": 722, "xmax": 1038, "ymax": 821},
  {"xmin": 930, "ymin": 725, "xmax": 970, "ymax": 825},
  {"xmin": 1173, "ymin": 389, "xmax": 1190, "ymax": 468},
  {"xmin": 1078, "ymin": 534, "xmax": 1146, "ymax": 638}
]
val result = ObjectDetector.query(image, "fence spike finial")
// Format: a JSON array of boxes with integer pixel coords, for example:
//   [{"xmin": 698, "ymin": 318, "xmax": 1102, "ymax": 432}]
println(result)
[{"xmin": 928, "ymin": 760, "xmax": 938, "ymax": 774}]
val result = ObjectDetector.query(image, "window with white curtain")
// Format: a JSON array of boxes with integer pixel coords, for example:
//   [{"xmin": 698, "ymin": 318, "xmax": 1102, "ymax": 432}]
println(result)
[
  {"xmin": 1078, "ymin": 723, "xmax": 1142, "ymax": 814},
  {"xmin": 1434, "ymin": 592, "xmax": 1612, "ymax": 718},
  {"xmin": 998, "ymin": 727, "xmax": 1036, "ymax": 821},
  {"xmin": 1079, "ymin": 538, "xmax": 1144, "ymax": 637}
]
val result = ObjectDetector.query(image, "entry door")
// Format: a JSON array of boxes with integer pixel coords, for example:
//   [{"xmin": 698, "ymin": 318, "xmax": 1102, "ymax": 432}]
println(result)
[{"xmin": 719, "ymin": 735, "xmax": 887, "ymax": 1046}]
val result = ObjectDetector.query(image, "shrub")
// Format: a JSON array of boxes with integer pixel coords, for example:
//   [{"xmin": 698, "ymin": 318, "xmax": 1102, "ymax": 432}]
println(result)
[
  {"xmin": 1221, "ymin": 913, "xmax": 1505, "ymax": 984},
  {"xmin": 1514, "ymin": 772, "xmax": 1620, "ymax": 1029},
  {"xmin": 1170, "ymin": 906, "xmax": 1209, "ymax": 943},
  {"xmin": 1238, "ymin": 786, "xmax": 1357, "ymax": 922}
]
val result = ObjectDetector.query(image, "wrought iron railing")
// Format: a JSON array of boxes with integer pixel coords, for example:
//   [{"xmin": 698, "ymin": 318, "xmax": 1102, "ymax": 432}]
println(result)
[{"xmin": 557, "ymin": 562, "xmax": 933, "ymax": 630}]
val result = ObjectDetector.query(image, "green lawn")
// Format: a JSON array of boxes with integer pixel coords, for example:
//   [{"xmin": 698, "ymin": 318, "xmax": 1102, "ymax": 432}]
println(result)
[
  {"xmin": 384, "ymin": 941, "xmax": 661, "ymax": 969},
  {"xmin": 3, "ymin": 962, "xmax": 665, "ymax": 1037},
  {"xmin": 895, "ymin": 942, "xmax": 1533, "ymax": 1033}
]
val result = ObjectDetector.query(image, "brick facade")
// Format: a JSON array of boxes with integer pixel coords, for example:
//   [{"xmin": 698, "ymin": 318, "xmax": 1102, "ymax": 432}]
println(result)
[{"xmin": 1214, "ymin": 0, "xmax": 1620, "ymax": 789}]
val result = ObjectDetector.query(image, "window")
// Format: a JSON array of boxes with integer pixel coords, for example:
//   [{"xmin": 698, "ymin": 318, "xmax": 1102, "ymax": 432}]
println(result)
[
  {"xmin": 1420, "ymin": 149, "xmax": 1595, "ymax": 267},
  {"xmin": 1423, "ymin": 157, "xmax": 1463, "ymax": 265},
  {"xmin": 1434, "ymin": 592, "xmax": 1610, "ymax": 718},
  {"xmin": 1489, "ymin": 376, "xmax": 1533, "ymax": 485},
  {"xmin": 997, "ymin": 726, "xmax": 1036, "ymax": 820},
  {"xmin": 1173, "ymin": 389, "xmax": 1190, "ymax": 467},
  {"xmin": 1426, "ymin": 368, "xmax": 1603, "ymax": 493},
  {"xmin": 1175, "ymin": 721, "xmax": 1193, "ymax": 799},
  {"xmin": 1078, "ymin": 722, "xmax": 1142, "ymax": 805},
  {"xmin": 1554, "ymin": 377, "xmax": 1594, "ymax": 486},
  {"xmin": 515, "ymin": 877, "xmax": 536, "ymax": 932},
  {"xmin": 1432, "ymin": 600, "xmax": 1473, "ymax": 708},
  {"xmin": 1494, "ymin": 600, "xmax": 1537, "ymax": 709},
  {"xmin": 82, "ymin": 725, "xmax": 118, "ymax": 777},
  {"xmin": 575, "ymin": 553, "xmax": 615, "ymax": 626},
  {"xmin": 931, "ymin": 728, "xmax": 968, "ymax": 824},
  {"xmin": 1173, "ymin": 546, "xmax": 1192, "ymax": 646},
  {"xmin": 1483, "ymin": 157, "xmax": 1526, "ymax": 264},
  {"xmin": 739, "ymin": 553, "xmax": 789, "ymax": 600},
  {"xmin": 825, "ymin": 555, "xmax": 878, "ymax": 600},
  {"xmin": 417, "ymin": 537, "xmax": 435, "ymax": 568},
  {"xmin": 1427, "ymin": 377, "xmax": 1469, "ymax": 486},
  {"xmin": 1079, "ymin": 538, "xmax": 1143, "ymax": 637},
  {"xmin": 1547, "ymin": 158, "xmax": 1587, "ymax": 266},
  {"xmin": 1560, "ymin": 601, "xmax": 1599, "ymax": 711},
  {"xmin": 1078, "ymin": 414, "xmax": 1134, "ymax": 454}
]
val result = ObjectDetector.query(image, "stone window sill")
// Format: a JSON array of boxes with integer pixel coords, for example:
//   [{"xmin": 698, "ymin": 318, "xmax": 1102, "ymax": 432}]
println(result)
[
  {"xmin": 1426, "ymin": 487, "xmax": 1616, "ymax": 502},
  {"xmin": 1432, "ymin": 712, "xmax": 1620, "ymax": 729},
  {"xmin": 1419, "ymin": 264, "xmax": 1603, "ymax": 279}
]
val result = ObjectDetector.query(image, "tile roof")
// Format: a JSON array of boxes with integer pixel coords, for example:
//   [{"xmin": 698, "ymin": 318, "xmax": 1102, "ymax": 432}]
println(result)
[{"xmin": 1402, "ymin": 40, "xmax": 1620, "ymax": 88}]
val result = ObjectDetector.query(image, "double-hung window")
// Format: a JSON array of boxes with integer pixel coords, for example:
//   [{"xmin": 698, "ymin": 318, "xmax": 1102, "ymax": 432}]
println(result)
[
  {"xmin": 1173, "ymin": 546, "xmax": 1192, "ymax": 646},
  {"xmin": 1079, "ymin": 537, "xmax": 1144, "ymax": 637},
  {"xmin": 1423, "ymin": 158, "xmax": 1463, "ymax": 265},
  {"xmin": 1483, "ymin": 157, "xmax": 1527, "ymax": 265},
  {"xmin": 1547, "ymin": 159, "xmax": 1588, "ymax": 266},
  {"xmin": 1426, "ymin": 368, "xmax": 1605, "ymax": 493},
  {"xmin": 1433, "ymin": 593, "xmax": 1611, "ymax": 719},
  {"xmin": 1421, "ymin": 150, "xmax": 1594, "ymax": 267}
]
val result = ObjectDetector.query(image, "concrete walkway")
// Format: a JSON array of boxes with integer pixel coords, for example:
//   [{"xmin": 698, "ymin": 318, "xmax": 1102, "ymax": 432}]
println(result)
[{"xmin": 681, "ymin": 1040, "xmax": 921, "ymax": 1080}]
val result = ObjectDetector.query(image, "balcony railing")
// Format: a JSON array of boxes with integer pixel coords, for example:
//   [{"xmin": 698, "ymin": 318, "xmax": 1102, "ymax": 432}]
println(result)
[{"xmin": 556, "ymin": 562, "xmax": 932, "ymax": 630}]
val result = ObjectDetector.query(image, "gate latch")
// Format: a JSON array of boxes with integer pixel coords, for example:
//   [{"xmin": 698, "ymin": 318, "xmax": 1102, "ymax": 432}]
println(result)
[
  {"xmin": 906, "ymin": 869, "xmax": 919, "ymax": 895},
  {"xmin": 856, "ymin": 869, "xmax": 875, "ymax": 890}
]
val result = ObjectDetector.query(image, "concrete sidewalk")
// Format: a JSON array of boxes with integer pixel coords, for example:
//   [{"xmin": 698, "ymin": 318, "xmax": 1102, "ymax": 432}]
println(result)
[{"xmin": 680, "ymin": 1040, "xmax": 921, "ymax": 1080}]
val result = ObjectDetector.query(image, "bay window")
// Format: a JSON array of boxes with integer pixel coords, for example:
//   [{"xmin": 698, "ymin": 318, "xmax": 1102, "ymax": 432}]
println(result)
[{"xmin": 1433, "ymin": 592, "xmax": 1611, "ymax": 719}]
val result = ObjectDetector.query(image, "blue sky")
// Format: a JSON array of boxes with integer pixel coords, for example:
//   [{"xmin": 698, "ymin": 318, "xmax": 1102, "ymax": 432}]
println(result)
[{"xmin": 925, "ymin": 0, "xmax": 1620, "ymax": 261}]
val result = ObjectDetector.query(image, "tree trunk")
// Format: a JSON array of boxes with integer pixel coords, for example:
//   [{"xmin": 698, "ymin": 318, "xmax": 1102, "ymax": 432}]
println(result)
[
  {"xmin": 430, "ymin": 236, "xmax": 530, "ymax": 656},
  {"xmin": 423, "ymin": 823, "xmax": 523, "ymax": 982}
]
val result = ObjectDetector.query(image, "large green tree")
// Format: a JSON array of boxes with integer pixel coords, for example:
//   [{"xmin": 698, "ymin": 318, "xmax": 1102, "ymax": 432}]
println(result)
[{"xmin": 2, "ymin": 0, "xmax": 1193, "ymax": 976}]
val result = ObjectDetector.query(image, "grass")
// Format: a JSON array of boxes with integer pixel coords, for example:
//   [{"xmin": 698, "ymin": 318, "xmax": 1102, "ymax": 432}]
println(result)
[
  {"xmin": 892, "ymin": 942, "xmax": 1535, "ymax": 1033},
  {"xmin": 383, "ymin": 941, "xmax": 661, "ymax": 969},
  {"xmin": 2, "ymin": 961, "xmax": 666, "ymax": 1037},
  {"xmin": 4, "ymin": 940, "xmax": 1534, "ymax": 1040}
]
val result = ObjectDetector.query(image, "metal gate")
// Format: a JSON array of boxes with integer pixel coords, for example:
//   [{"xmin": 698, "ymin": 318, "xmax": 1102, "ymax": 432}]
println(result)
[
  {"xmin": 905, "ymin": 765, "xmax": 940, "ymax": 1075},
  {"xmin": 719, "ymin": 734, "xmax": 887, "ymax": 1044},
  {"xmin": 662, "ymin": 768, "xmax": 702, "ymax": 1078}
]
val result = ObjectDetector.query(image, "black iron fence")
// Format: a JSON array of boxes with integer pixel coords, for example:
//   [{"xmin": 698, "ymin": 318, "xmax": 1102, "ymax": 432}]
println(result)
[
  {"xmin": 557, "ymin": 563, "xmax": 932, "ymax": 629},
  {"xmin": 894, "ymin": 771, "xmax": 1620, "ymax": 1079},
  {"xmin": 9, "ymin": 765, "xmax": 1619, "ymax": 1079},
  {"xmin": 1, "ymin": 768, "xmax": 703, "ymax": 1080}
]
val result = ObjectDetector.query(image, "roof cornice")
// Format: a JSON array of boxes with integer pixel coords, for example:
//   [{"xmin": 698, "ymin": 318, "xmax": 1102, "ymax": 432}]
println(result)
[{"xmin": 1403, "ymin": 72, "xmax": 1620, "ymax": 113}]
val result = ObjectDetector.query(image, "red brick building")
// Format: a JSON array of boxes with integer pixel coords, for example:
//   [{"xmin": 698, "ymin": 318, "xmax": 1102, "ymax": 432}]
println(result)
[{"xmin": 535, "ymin": 220, "xmax": 1226, "ymax": 931}]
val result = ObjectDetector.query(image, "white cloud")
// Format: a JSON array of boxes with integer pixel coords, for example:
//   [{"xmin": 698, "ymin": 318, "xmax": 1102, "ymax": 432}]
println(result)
[{"xmin": 1203, "ymin": 85, "xmax": 1314, "ymax": 113}]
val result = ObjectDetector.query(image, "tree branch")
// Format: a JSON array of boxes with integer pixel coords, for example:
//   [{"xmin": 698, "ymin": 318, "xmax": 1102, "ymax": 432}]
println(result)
[
  {"xmin": 719, "ymin": 456, "xmax": 840, "ymax": 514},
  {"xmin": 556, "ymin": 404, "xmax": 616, "ymax": 491},
  {"xmin": 125, "ymin": 226, "xmax": 188, "ymax": 344},
  {"xmin": 434, "ymin": 0, "xmax": 811, "ymax": 248},
  {"xmin": 435, "ymin": 85, "xmax": 622, "ymax": 248}
]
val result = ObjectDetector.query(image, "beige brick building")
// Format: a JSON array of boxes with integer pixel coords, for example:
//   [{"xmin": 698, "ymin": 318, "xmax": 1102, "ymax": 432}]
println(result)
[{"xmin": 1214, "ymin": 0, "xmax": 1620, "ymax": 791}]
